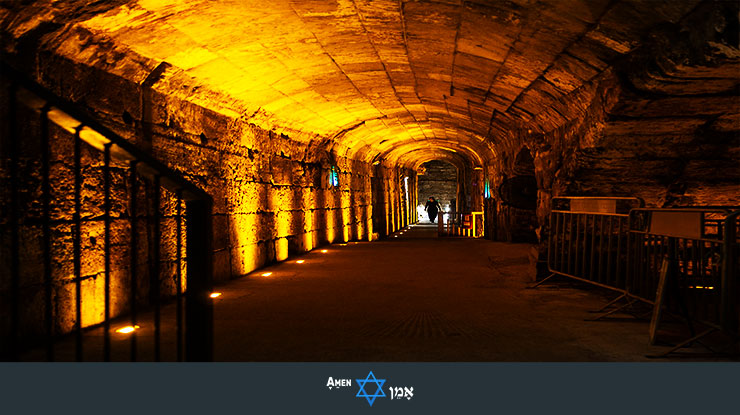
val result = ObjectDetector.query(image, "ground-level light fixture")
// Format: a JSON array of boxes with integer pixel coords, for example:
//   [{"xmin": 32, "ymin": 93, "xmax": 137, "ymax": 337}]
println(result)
[
  {"xmin": 116, "ymin": 325, "xmax": 140, "ymax": 334},
  {"xmin": 296, "ymin": 260, "xmax": 305, "ymax": 264},
  {"xmin": 261, "ymin": 272, "xmax": 273, "ymax": 277},
  {"xmin": 320, "ymin": 249, "xmax": 328, "ymax": 253},
  {"xmin": 210, "ymin": 292, "xmax": 222, "ymax": 298}
]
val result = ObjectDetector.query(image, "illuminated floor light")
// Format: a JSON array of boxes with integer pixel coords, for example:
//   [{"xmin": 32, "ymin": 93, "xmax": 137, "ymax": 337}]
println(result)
[
  {"xmin": 321, "ymin": 249, "xmax": 328, "ymax": 253},
  {"xmin": 210, "ymin": 292, "xmax": 222, "ymax": 298},
  {"xmin": 116, "ymin": 325, "xmax": 140, "ymax": 334},
  {"xmin": 261, "ymin": 272, "xmax": 273, "ymax": 277},
  {"xmin": 296, "ymin": 260, "xmax": 305, "ymax": 264}
]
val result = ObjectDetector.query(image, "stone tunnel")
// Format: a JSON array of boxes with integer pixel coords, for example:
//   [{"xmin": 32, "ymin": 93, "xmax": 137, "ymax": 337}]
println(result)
[{"xmin": 0, "ymin": 0, "xmax": 738, "ymax": 361}]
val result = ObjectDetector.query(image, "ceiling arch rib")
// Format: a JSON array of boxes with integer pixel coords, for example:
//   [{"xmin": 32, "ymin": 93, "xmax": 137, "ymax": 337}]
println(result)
[
  {"xmin": 376, "ymin": 139, "xmax": 485, "ymax": 168},
  {"xmin": 410, "ymin": 152, "xmax": 468, "ymax": 172},
  {"xmin": 338, "ymin": 122, "xmax": 494, "ymax": 166}
]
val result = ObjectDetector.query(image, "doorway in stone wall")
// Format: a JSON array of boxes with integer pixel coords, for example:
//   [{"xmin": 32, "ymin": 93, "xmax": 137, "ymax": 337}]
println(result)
[
  {"xmin": 417, "ymin": 160, "xmax": 457, "ymax": 224},
  {"xmin": 499, "ymin": 148, "xmax": 538, "ymax": 242}
]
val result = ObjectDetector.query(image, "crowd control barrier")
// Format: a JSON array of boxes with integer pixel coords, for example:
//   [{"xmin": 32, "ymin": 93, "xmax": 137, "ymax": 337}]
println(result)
[
  {"xmin": 628, "ymin": 208, "xmax": 739, "ymax": 354},
  {"xmin": 538, "ymin": 196, "xmax": 739, "ymax": 355},
  {"xmin": 540, "ymin": 197, "xmax": 644, "ymax": 294}
]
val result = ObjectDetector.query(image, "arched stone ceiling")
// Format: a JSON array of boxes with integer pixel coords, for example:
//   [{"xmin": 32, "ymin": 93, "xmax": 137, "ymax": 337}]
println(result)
[{"xmin": 66, "ymin": 0, "xmax": 700, "ymax": 167}]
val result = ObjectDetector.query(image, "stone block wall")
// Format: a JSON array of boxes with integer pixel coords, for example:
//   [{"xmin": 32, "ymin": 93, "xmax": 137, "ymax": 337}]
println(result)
[
  {"xmin": 0, "ymin": 33, "xmax": 410, "ymax": 349},
  {"xmin": 0, "ymin": 92, "xmax": 187, "ymax": 351},
  {"xmin": 479, "ymin": 2, "xmax": 739, "ymax": 277}
]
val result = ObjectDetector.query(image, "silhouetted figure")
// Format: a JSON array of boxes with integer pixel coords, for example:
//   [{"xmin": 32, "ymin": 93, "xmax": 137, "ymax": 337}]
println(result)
[{"xmin": 425, "ymin": 197, "xmax": 441, "ymax": 223}]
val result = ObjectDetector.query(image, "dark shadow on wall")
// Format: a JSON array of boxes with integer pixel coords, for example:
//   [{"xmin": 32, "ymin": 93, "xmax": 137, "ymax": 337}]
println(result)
[
  {"xmin": 498, "ymin": 148, "xmax": 538, "ymax": 243},
  {"xmin": 370, "ymin": 165, "xmax": 387, "ymax": 237}
]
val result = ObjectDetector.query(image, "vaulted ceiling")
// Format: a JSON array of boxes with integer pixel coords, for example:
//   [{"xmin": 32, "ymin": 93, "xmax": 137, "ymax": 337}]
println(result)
[{"xmin": 6, "ymin": 0, "xmax": 703, "ymax": 166}]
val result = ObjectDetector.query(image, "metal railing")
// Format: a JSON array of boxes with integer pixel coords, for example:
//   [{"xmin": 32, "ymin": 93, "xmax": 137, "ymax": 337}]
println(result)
[
  {"xmin": 438, "ymin": 211, "xmax": 484, "ymax": 238},
  {"xmin": 538, "ymin": 196, "xmax": 740, "ymax": 354},
  {"xmin": 540, "ymin": 197, "xmax": 644, "ymax": 295},
  {"xmin": 1, "ymin": 62, "xmax": 213, "ymax": 361},
  {"xmin": 628, "ymin": 208, "xmax": 740, "ymax": 351}
]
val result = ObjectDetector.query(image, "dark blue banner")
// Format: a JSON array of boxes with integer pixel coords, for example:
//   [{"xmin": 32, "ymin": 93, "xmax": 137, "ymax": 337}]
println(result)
[{"xmin": 0, "ymin": 363, "xmax": 736, "ymax": 414}]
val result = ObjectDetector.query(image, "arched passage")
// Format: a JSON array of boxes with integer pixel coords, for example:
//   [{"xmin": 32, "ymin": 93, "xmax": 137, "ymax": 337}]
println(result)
[
  {"xmin": 498, "ymin": 147, "xmax": 538, "ymax": 243},
  {"xmin": 417, "ymin": 160, "xmax": 457, "ymax": 223},
  {"xmin": 1, "ymin": 0, "xmax": 738, "ymax": 365}
]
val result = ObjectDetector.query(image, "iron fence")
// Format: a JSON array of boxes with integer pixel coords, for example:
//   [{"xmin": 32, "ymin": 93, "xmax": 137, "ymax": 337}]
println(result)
[{"xmin": 1, "ymin": 62, "xmax": 213, "ymax": 361}]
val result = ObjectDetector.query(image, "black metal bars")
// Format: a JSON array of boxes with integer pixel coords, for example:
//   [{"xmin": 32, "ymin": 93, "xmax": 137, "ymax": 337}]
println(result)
[
  {"xmin": 628, "ymin": 208, "xmax": 739, "ymax": 329},
  {"xmin": 543, "ymin": 197, "xmax": 644, "ymax": 294},
  {"xmin": 543, "ymin": 198, "xmax": 740, "ymax": 349},
  {"xmin": 2, "ymin": 61, "xmax": 213, "ymax": 362}
]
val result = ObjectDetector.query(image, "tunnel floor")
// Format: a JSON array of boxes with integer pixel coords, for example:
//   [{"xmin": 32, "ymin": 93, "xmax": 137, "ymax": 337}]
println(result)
[
  {"xmin": 24, "ymin": 224, "xmax": 728, "ymax": 361},
  {"xmin": 214, "ymin": 224, "xmax": 662, "ymax": 361}
]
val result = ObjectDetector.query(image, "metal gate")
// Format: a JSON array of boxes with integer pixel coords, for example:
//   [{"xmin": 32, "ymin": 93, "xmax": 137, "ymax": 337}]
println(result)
[{"xmin": 2, "ymin": 63, "xmax": 214, "ymax": 361}]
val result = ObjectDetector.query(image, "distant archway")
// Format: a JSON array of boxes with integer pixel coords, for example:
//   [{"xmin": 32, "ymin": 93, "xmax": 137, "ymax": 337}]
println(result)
[
  {"xmin": 417, "ymin": 160, "xmax": 457, "ymax": 223},
  {"xmin": 500, "ymin": 148, "xmax": 538, "ymax": 242}
]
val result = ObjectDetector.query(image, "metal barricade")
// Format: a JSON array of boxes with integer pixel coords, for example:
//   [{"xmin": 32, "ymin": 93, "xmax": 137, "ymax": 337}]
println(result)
[
  {"xmin": 628, "ymin": 208, "xmax": 740, "ymax": 352},
  {"xmin": 540, "ymin": 197, "xmax": 740, "ymax": 355},
  {"xmin": 539, "ymin": 197, "xmax": 644, "ymax": 294}
]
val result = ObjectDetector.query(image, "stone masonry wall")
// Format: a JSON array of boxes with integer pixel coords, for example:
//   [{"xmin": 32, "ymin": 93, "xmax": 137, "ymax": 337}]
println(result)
[
  {"xmin": 0, "ymin": 26, "xmax": 411, "ymax": 348},
  {"xmin": 481, "ymin": 1, "xmax": 739, "ymax": 278}
]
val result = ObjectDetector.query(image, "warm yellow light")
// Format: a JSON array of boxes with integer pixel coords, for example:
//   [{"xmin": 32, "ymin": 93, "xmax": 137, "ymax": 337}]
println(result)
[
  {"xmin": 689, "ymin": 286, "xmax": 715, "ymax": 290},
  {"xmin": 321, "ymin": 249, "xmax": 328, "ymax": 253},
  {"xmin": 210, "ymin": 292, "xmax": 222, "ymax": 298},
  {"xmin": 116, "ymin": 325, "xmax": 140, "ymax": 334},
  {"xmin": 296, "ymin": 260, "xmax": 305, "ymax": 264},
  {"xmin": 261, "ymin": 272, "xmax": 273, "ymax": 277}
]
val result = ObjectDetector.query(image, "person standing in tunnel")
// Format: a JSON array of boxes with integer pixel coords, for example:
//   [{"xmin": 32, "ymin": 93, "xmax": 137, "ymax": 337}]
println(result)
[{"xmin": 425, "ymin": 197, "xmax": 441, "ymax": 223}]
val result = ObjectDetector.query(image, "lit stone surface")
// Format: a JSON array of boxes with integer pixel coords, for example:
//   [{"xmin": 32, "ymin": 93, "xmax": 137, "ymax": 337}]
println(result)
[
  {"xmin": 0, "ymin": 0, "xmax": 738, "ymax": 346},
  {"xmin": 1, "ymin": 0, "xmax": 714, "ymax": 167}
]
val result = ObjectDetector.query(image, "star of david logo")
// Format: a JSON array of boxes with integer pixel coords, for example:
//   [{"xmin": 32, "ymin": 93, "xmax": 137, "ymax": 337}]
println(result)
[{"xmin": 356, "ymin": 371, "xmax": 386, "ymax": 406}]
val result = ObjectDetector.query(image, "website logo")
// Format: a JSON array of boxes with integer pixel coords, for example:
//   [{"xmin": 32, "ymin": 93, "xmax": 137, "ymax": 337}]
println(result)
[{"xmin": 326, "ymin": 371, "xmax": 414, "ymax": 407}]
